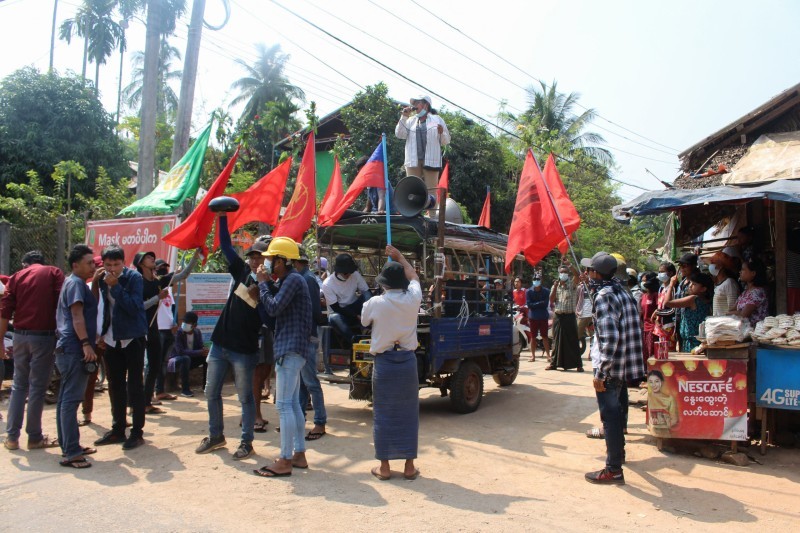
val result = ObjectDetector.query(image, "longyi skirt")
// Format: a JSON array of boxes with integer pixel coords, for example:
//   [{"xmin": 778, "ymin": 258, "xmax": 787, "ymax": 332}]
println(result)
[{"xmin": 372, "ymin": 349, "xmax": 419, "ymax": 460}]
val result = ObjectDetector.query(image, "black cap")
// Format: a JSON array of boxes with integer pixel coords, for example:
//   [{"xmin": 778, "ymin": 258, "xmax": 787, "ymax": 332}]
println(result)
[
  {"xmin": 677, "ymin": 252, "xmax": 698, "ymax": 265},
  {"xmin": 244, "ymin": 240, "xmax": 269, "ymax": 256},
  {"xmin": 132, "ymin": 251, "xmax": 156, "ymax": 270},
  {"xmin": 154, "ymin": 259, "xmax": 168, "ymax": 268},
  {"xmin": 376, "ymin": 262, "xmax": 410, "ymax": 290},
  {"xmin": 334, "ymin": 253, "xmax": 358, "ymax": 274}
]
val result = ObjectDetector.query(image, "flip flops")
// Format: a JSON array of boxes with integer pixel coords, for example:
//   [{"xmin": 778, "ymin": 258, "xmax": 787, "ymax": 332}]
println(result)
[
  {"xmin": 371, "ymin": 467, "xmax": 390, "ymax": 480},
  {"xmin": 60, "ymin": 457, "xmax": 92, "ymax": 469},
  {"xmin": 253, "ymin": 466, "xmax": 291, "ymax": 478},
  {"xmin": 253, "ymin": 421, "xmax": 268, "ymax": 433},
  {"xmin": 403, "ymin": 468, "xmax": 420, "ymax": 480},
  {"xmin": 28, "ymin": 436, "xmax": 59, "ymax": 449},
  {"xmin": 305, "ymin": 432, "xmax": 325, "ymax": 441},
  {"xmin": 145, "ymin": 406, "xmax": 165, "ymax": 415}
]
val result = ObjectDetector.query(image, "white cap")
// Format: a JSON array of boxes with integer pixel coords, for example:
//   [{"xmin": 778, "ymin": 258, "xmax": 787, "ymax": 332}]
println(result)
[{"xmin": 411, "ymin": 95, "xmax": 432, "ymax": 107}]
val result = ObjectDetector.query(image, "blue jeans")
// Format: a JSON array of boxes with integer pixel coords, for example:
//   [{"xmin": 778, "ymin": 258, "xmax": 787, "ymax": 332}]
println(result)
[
  {"xmin": 55, "ymin": 349, "xmax": 89, "ymax": 460},
  {"xmin": 205, "ymin": 344, "xmax": 257, "ymax": 443},
  {"xmin": 172, "ymin": 355, "xmax": 192, "ymax": 393},
  {"xmin": 6, "ymin": 333, "xmax": 56, "ymax": 442},
  {"xmin": 155, "ymin": 329, "xmax": 175, "ymax": 394},
  {"xmin": 595, "ymin": 377, "xmax": 626, "ymax": 472},
  {"xmin": 299, "ymin": 339, "xmax": 326, "ymax": 426},
  {"xmin": 275, "ymin": 352, "xmax": 306, "ymax": 460}
]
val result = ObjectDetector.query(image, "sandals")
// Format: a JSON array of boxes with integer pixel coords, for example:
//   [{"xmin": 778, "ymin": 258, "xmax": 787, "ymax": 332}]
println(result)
[
  {"xmin": 253, "ymin": 466, "xmax": 291, "ymax": 478},
  {"xmin": 371, "ymin": 467, "xmax": 390, "ymax": 480},
  {"xmin": 145, "ymin": 406, "xmax": 165, "ymax": 415},
  {"xmin": 28, "ymin": 436, "xmax": 59, "ymax": 449},
  {"xmin": 77, "ymin": 419, "xmax": 92, "ymax": 427},
  {"xmin": 60, "ymin": 457, "xmax": 92, "ymax": 469},
  {"xmin": 586, "ymin": 427, "xmax": 605, "ymax": 439},
  {"xmin": 253, "ymin": 421, "xmax": 268, "ymax": 433},
  {"xmin": 403, "ymin": 468, "xmax": 420, "ymax": 480},
  {"xmin": 305, "ymin": 431, "xmax": 325, "ymax": 441}
]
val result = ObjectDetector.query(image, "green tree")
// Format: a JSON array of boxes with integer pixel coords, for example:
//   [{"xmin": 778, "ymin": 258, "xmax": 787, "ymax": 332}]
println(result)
[
  {"xmin": 0, "ymin": 67, "xmax": 127, "ymax": 195},
  {"xmin": 230, "ymin": 43, "xmax": 305, "ymax": 123},
  {"xmin": 123, "ymin": 39, "xmax": 182, "ymax": 116}
]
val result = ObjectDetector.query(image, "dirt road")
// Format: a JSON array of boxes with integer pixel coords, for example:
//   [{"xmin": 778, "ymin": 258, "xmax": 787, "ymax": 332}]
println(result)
[{"xmin": 1, "ymin": 355, "xmax": 798, "ymax": 532}]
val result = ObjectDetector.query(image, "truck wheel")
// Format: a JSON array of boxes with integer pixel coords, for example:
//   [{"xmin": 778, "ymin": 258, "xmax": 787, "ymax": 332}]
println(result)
[
  {"xmin": 450, "ymin": 361, "xmax": 484, "ymax": 414},
  {"xmin": 493, "ymin": 355, "xmax": 519, "ymax": 386}
]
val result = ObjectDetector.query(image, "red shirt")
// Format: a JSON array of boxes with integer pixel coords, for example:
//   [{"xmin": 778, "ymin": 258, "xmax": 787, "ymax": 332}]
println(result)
[
  {"xmin": 512, "ymin": 288, "xmax": 527, "ymax": 307},
  {"xmin": 0, "ymin": 264, "xmax": 64, "ymax": 330}
]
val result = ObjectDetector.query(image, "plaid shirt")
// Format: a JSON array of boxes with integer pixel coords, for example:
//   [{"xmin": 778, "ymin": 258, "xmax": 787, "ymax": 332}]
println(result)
[
  {"xmin": 593, "ymin": 280, "xmax": 645, "ymax": 382},
  {"xmin": 259, "ymin": 267, "xmax": 312, "ymax": 357},
  {"xmin": 551, "ymin": 279, "xmax": 577, "ymax": 313}
]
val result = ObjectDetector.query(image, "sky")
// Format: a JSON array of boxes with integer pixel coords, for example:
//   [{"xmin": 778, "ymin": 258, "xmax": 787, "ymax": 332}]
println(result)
[{"xmin": 1, "ymin": 0, "xmax": 799, "ymax": 203}]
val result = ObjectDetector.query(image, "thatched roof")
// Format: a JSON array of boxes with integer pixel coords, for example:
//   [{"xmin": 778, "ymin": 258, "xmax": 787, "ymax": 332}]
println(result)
[{"xmin": 676, "ymin": 82, "xmax": 800, "ymax": 189}]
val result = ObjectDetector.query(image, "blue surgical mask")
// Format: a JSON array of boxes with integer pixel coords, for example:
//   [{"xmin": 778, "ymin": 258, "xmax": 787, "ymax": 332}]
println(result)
[
  {"xmin": 559, "ymin": 273, "xmax": 569, "ymax": 282},
  {"xmin": 657, "ymin": 272, "xmax": 669, "ymax": 283},
  {"xmin": 533, "ymin": 280, "xmax": 541, "ymax": 288},
  {"xmin": 262, "ymin": 260, "xmax": 272, "ymax": 276},
  {"xmin": 180, "ymin": 322, "xmax": 192, "ymax": 333},
  {"xmin": 418, "ymin": 108, "xmax": 428, "ymax": 118}
]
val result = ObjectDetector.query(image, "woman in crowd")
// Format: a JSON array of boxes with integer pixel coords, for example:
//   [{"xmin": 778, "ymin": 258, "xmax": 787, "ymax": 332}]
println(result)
[
  {"xmin": 733, "ymin": 258, "xmax": 769, "ymax": 327},
  {"xmin": 709, "ymin": 250, "xmax": 740, "ymax": 316},
  {"xmin": 639, "ymin": 272, "xmax": 660, "ymax": 362},
  {"xmin": 653, "ymin": 261, "xmax": 678, "ymax": 350}
]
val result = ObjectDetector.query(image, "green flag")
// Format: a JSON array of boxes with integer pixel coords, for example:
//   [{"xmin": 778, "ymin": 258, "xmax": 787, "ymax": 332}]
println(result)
[{"xmin": 119, "ymin": 123, "xmax": 212, "ymax": 215}]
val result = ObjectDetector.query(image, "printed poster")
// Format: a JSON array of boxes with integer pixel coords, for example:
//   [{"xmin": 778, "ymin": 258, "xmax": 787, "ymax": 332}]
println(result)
[
  {"xmin": 756, "ymin": 347, "xmax": 800, "ymax": 411},
  {"xmin": 646, "ymin": 357, "xmax": 748, "ymax": 441},
  {"xmin": 185, "ymin": 273, "xmax": 230, "ymax": 345}
]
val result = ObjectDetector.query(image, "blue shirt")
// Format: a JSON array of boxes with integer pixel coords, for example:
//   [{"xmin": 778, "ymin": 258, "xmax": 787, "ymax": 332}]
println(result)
[
  {"xmin": 526, "ymin": 286, "xmax": 551, "ymax": 320},
  {"xmin": 259, "ymin": 267, "xmax": 312, "ymax": 357},
  {"xmin": 56, "ymin": 274, "xmax": 98, "ymax": 353}
]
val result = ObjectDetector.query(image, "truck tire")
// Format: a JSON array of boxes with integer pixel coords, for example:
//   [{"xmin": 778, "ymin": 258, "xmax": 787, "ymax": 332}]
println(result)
[
  {"xmin": 450, "ymin": 360, "xmax": 484, "ymax": 414},
  {"xmin": 493, "ymin": 355, "xmax": 519, "ymax": 386}
]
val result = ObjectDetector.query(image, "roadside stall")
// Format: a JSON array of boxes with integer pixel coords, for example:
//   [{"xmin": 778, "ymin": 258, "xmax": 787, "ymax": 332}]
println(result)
[{"xmin": 614, "ymin": 132, "xmax": 800, "ymax": 452}]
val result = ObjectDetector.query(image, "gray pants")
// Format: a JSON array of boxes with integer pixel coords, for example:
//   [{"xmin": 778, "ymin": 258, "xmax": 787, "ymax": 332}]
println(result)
[{"xmin": 5, "ymin": 333, "xmax": 56, "ymax": 442}]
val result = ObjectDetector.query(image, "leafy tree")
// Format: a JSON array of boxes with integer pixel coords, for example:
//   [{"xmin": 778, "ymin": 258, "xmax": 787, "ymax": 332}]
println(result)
[
  {"xmin": 123, "ymin": 38, "xmax": 182, "ymax": 116},
  {"xmin": 230, "ymin": 43, "xmax": 305, "ymax": 123},
  {"xmin": 117, "ymin": 115, "xmax": 175, "ymax": 171},
  {"xmin": 0, "ymin": 67, "xmax": 128, "ymax": 195}
]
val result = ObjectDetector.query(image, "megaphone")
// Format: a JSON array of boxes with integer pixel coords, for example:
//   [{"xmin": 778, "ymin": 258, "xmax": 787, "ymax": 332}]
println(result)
[
  {"xmin": 208, "ymin": 196, "xmax": 240, "ymax": 213},
  {"xmin": 394, "ymin": 176, "xmax": 436, "ymax": 217}
]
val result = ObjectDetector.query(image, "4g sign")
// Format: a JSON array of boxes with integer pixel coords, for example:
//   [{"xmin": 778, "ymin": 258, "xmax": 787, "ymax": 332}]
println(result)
[{"xmin": 756, "ymin": 346, "xmax": 800, "ymax": 411}]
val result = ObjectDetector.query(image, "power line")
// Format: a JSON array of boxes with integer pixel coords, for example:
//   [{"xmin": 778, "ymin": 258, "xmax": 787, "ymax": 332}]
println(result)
[
  {"xmin": 406, "ymin": 0, "xmax": 680, "ymax": 153},
  {"xmin": 269, "ymin": 0, "xmax": 650, "ymax": 192}
]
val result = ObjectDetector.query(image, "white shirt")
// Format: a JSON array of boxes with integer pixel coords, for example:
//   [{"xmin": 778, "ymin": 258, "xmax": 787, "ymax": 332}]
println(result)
[
  {"xmin": 395, "ymin": 114, "xmax": 450, "ymax": 169},
  {"xmin": 157, "ymin": 287, "xmax": 175, "ymax": 329},
  {"xmin": 361, "ymin": 280, "xmax": 422, "ymax": 354},
  {"xmin": 103, "ymin": 290, "xmax": 132, "ymax": 349},
  {"xmin": 713, "ymin": 277, "xmax": 740, "ymax": 316},
  {"xmin": 322, "ymin": 271, "xmax": 370, "ymax": 308}
]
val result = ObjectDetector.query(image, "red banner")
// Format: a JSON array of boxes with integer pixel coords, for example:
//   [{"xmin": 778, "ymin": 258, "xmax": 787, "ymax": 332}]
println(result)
[
  {"xmin": 85, "ymin": 216, "xmax": 179, "ymax": 268},
  {"xmin": 646, "ymin": 358, "xmax": 748, "ymax": 441}
]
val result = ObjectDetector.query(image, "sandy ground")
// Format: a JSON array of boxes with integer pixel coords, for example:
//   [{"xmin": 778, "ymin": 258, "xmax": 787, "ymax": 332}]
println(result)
[{"xmin": 0, "ymin": 352, "xmax": 798, "ymax": 533}]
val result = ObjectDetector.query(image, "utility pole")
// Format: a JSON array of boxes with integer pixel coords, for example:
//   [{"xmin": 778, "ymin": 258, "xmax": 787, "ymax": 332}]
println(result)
[
  {"xmin": 171, "ymin": 0, "xmax": 207, "ymax": 166},
  {"xmin": 49, "ymin": 0, "xmax": 58, "ymax": 71}
]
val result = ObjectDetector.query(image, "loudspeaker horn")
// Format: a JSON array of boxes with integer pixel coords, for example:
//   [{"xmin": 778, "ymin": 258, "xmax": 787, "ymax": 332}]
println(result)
[{"xmin": 394, "ymin": 176, "xmax": 436, "ymax": 217}]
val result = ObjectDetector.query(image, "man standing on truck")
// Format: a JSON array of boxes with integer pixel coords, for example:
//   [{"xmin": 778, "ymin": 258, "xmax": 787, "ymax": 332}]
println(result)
[{"xmin": 584, "ymin": 252, "xmax": 645, "ymax": 485}]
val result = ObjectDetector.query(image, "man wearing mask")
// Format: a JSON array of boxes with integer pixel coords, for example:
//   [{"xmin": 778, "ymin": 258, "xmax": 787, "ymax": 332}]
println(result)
[
  {"xmin": 195, "ymin": 215, "xmax": 265, "ymax": 461},
  {"xmin": 322, "ymin": 254, "xmax": 371, "ymax": 347},
  {"xmin": 93, "ymin": 245, "xmax": 148, "ymax": 450},
  {"xmin": 548, "ymin": 262, "xmax": 584, "ymax": 372},
  {"xmin": 526, "ymin": 275, "xmax": 551, "ymax": 362}
]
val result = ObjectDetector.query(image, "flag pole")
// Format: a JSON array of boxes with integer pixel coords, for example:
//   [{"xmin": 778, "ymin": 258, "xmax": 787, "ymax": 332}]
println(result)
[
  {"xmin": 534, "ymin": 150, "xmax": 581, "ymax": 270},
  {"xmin": 382, "ymin": 133, "xmax": 392, "ymax": 257}
]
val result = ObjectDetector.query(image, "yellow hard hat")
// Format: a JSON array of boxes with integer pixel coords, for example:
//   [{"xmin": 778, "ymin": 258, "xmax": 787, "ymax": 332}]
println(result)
[
  {"xmin": 262, "ymin": 236, "xmax": 300, "ymax": 260},
  {"xmin": 610, "ymin": 252, "xmax": 626, "ymax": 266}
]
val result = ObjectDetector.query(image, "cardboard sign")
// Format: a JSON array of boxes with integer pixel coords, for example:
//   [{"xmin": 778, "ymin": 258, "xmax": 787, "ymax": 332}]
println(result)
[
  {"xmin": 646, "ymin": 358, "xmax": 748, "ymax": 441},
  {"xmin": 86, "ymin": 216, "xmax": 179, "ymax": 268}
]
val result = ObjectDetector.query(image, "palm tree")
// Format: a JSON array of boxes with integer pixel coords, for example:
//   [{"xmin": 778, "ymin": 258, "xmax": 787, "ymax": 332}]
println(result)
[
  {"xmin": 123, "ymin": 39, "xmax": 182, "ymax": 116},
  {"xmin": 262, "ymin": 99, "xmax": 302, "ymax": 168},
  {"xmin": 59, "ymin": 2, "xmax": 92, "ymax": 80},
  {"xmin": 231, "ymin": 43, "xmax": 305, "ymax": 122},
  {"xmin": 504, "ymin": 80, "xmax": 613, "ymax": 166}
]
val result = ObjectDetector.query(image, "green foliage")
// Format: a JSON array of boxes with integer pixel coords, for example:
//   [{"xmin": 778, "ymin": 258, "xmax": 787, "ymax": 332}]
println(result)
[
  {"xmin": 118, "ymin": 114, "xmax": 175, "ymax": 171},
  {"xmin": 76, "ymin": 166, "xmax": 135, "ymax": 220},
  {"xmin": 0, "ymin": 67, "xmax": 128, "ymax": 195}
]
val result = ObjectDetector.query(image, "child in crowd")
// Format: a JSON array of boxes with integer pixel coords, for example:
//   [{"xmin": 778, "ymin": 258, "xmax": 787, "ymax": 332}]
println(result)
[
  {"xmin": 639, "ymin": 272, "xmax": 660, "ymax": 362},
  {"xmin": 664, "ymin": 272, "xmax": 714, "ymax": 352}
]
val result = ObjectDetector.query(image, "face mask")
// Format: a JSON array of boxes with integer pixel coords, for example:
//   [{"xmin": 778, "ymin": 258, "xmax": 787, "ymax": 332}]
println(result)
[
  {"xmin": 559, "ymin": 273, "xmax": 569, "ymax": 282},
  {"xmin": 708, "ymin": 264, "xmax": 720, "ymax": 277},
  {"xmin": 640, "ymin": 282, "xmax": 648, "ymax": 291},
  {"xmin": 657, "ymin": 273, "xmax": 669, "ymax": 283},
  {"xmin": 180, "ymin": 322, "xmax": 192, "ymax": 332},
  {"xmin": 335, "ymin": 273, "xmax": 348, "ymax": 282},
  {"xmin": 263, "ymin": 260, "xmax": 272, "ymax": 275},
  {"xmin": 418, "ymin": 108, "xmax": 428, "ymax": 118},
  {"xmin": 533, "ymin": 280, "xmax": 541, "ymax": 288}
]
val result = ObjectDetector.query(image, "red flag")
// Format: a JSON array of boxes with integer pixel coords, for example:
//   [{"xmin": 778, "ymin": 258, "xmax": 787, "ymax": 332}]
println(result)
[
  {"xmin": 163, "ymin": 147, "xmax": 240, "ymax": 258},
  {"xmin": 438, "ymin": 161, "xmax": 450, "ymax": 190},
  {"xmin": 505, "ymin": 151, "xmax": 580, "ymax": 272},
  {"xmin": 557, "ymin": 233, "xmax": 573, "ymax": 255},
  {"xmin": 273, "ymin": 132, "xmax": 316, "ymax": 241},
  {"xmin": 318, "ymin": 155, "xmax": 344, "ymax": 226},
  {"xmin": 319, "ymin": 142, "xmax": 385, "ymax": 227},
  {"xmin": 212, "ymin": 157, "xmax": 292, "ymax": 250},
  {"xmin": 478, "ymin": 187, "xmax": 491, "ymax": 228}
]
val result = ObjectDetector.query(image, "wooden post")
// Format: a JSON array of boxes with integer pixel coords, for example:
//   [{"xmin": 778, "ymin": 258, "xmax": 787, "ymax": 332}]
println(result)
[{"xmin": 775, "ymin": 201, "xmax": 787, "ymax": 315}]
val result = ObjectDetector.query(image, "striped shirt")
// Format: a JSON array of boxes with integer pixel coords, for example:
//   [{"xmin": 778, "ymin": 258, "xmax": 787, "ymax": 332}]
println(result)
[
  {"xmin": 593, "ymin": 279, "xmax": 645, "ymax": 382},
  {"xmin": 551, "ymin": 279, "xmax": 577, "ymax": 313},
  {"xmin": 259, "ymin": 268, "xmax": 312, "ymax": 357}
]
